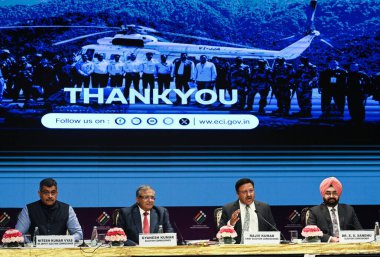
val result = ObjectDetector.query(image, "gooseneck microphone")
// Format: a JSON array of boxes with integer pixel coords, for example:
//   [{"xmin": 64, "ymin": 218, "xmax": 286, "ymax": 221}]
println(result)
[
  {"xmin": 254, "ymin": 210, "xmax": 290, "ymax": 244},
  {"xmin": 78, "ymin": 231, "xmax": 89, "ymax": 247},
  {"xmin": 173, "ymin": 222, "xmax": 186, "ymax": 245}
]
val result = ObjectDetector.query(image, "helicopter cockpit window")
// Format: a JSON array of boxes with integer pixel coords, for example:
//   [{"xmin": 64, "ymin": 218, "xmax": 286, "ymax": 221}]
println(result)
[{"xmin": 85, "ymin": 49, "xmax": 95, "ymax": 59}]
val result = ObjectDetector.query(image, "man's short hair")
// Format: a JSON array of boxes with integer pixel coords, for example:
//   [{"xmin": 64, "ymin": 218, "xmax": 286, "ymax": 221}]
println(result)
[
  {"xmin": 40, "ymin": 178, "xmax": 57, "ymax": 191},
  {"xmin": 136, "ymin": 185, "xmax": 155, "ymax": 197},
  {"xmin": 235, "ymin": 178, "xmax": 254, "ymax": 192}
]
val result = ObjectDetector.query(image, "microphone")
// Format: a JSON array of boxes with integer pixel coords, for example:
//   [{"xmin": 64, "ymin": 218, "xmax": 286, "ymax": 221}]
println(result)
[
  {"xmin": 173, "ymin": 222, "xmax": 186, "ymax": 245},
  {"xmin": 254, "ymin": 210, "xmax": 290, "ymax": 244},
  {"xmin": 78, "ymin": 230, "xmax": 89, "ymax": 247}
]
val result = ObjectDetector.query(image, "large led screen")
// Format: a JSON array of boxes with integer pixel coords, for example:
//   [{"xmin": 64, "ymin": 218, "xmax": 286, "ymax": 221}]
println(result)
[{"xmin": 0, "ymin": 0, "xmax": 379, "ymax": 148}]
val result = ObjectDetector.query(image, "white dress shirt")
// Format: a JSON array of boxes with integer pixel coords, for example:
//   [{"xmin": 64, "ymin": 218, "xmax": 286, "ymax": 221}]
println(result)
[
  {"xmin": 139, "ymin": 207, "xmax": 150, "ymax": 232},
  {"xmin": 194, "ymin": 61, "xmax": 217, "ymax": 82},
  {"xmin": 239, "ymin": 201, "xmax": 259, "ymax": 233}
]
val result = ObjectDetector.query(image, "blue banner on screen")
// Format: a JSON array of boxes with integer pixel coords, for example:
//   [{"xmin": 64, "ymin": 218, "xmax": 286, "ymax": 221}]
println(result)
[{"xmin": 41, "ymin": 114, "xmax": 259, "ymax": 130}]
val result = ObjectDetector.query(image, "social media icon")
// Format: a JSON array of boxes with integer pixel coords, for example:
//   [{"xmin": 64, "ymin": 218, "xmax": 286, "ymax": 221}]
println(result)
[
  {"xmin": 179, "ymin": 118, "xmax": 190, "ymax": 126},
  {"xmin": 147, "ymin": 117, "xmax": 158, "ymax": 125},
  {"xmin": 131, "ymin": 117, "xmax": 142, "ymax": 125},
  {"xmin": 163, "ymin": 117, "xmax": 174, "ymax": 125},
  {"xmin": 115, "ymin": 117, "xmax": 126, "ymax": 125}
]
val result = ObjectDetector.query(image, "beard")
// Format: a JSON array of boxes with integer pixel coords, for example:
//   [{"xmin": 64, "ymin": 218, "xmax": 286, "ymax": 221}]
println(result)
[{"xmin": 323, "ymin": 197, "xmax": 339, "ymax": 207}]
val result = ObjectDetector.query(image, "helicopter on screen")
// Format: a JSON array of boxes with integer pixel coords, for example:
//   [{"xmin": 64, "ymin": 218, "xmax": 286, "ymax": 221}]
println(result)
[
  {"xmin": 49, "ymin": 0, "xmax": 320, "ymax": 63},
  {"xmin": 0, "ymin": 0, "xmax": 322, "ymax": 63}
]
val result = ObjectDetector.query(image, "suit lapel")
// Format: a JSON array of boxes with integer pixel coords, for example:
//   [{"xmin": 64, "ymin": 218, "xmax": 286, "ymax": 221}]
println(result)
[
  {"xmin": 132, "ymin": 206, "xmax": 143, "ymax": 234},
  {"xmin": 150, "ymin": 208, "xmax": 158, "ymax": 233},
  {"xmin": 233, "ymin": 201, "xmax": 242, "ymax": 234},
  {"xmin": 338, "ymin": 205, "xmax": 345, "ymax": 229},
  {"xmin": 322, "ymin": 205, "xmax": 333, "ymax": 234},
  {"xmin": 254, "ymin": 201, "xmax": 263, "ymax": 230}
]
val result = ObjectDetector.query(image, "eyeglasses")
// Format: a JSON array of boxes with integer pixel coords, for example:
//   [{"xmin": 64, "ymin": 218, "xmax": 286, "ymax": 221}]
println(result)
[
  {"xmin": 239, "ymin": 189, "xmax": 254, "ymax": 195},
  {"xmin": 41, "ymin": 190, "xmax": 57, "ymax": 196},
  {"xmin": 139, "ymin": 195, "xmax": 156, "ymax": 200},
  {"xmin": 325, "ymin": 191, "xmax": 338, "ymax": 196}
]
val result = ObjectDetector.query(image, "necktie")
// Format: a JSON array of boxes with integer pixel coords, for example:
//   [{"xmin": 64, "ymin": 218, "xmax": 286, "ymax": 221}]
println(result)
[
  {"xmin": 243, "ymin": 205, "xmax": 250, "ymax": 231},
  {"xmin": 331, "ymin": 208, "xmax": 339, "ymax": 237},
  {"xmin": 143, "ymin": 212, "xmax": 149, "ymax": 234},
  {"xmin": 241, "ymin": 205, "xmax": 250, "ymax": 244}
]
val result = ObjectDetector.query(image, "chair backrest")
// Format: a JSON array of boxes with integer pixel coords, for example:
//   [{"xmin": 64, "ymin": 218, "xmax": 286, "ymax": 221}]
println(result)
[
  {"xmin": 301, "ymin": 207, "xmax": 310, "ymax": 227},
  {"xmin": 214, "ymin": 207, "xmax": 223, "ymax": 229},
  {"xmin": 112, "ymin": 208, "xmax": 120, "ymax": 227}
]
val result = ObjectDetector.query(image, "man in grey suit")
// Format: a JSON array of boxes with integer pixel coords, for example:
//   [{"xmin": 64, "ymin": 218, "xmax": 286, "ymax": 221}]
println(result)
[
  {"xmin": 307, "ymin": 177, "xmax": 362, "ymax": 242},
  {"xmin": 219, "ymin": 178, "xmax": 277, "ymax": 244},
  {"xmin": 118, "ymin": 185, "xmax": 174, "ymax": 245}
]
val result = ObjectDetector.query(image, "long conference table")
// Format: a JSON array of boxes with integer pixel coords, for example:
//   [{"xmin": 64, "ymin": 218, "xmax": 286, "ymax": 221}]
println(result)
[{"xmin": 1, "ymin": 242, "xmax": 380, "ymax": 257}]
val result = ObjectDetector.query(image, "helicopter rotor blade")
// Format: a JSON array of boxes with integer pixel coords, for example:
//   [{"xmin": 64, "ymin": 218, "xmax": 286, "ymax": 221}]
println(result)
[
  {"xmin": 320, "ymin": 38, "xmax": 343, "ymax": 53},
  {"xmin": 136, "ymin": 25, "xmax": 158, "ymax": 33},
  {"xmin": 278, "ymin": 35, "xmax": 297, "ymax": 41},
  {"xmin": 0, "ymin": 25, "xmax": 120, "ymax": 30},
  {"xmin": 272, "ymin": 34, "xmax": 298, "ymax": 45},
  {"xmin": 52, "ymin": 30, "xmax": 116, "ymax": 46},
  {"xmin": 155, "ymin": 31, "xmax": 251, "ymax": 48}
]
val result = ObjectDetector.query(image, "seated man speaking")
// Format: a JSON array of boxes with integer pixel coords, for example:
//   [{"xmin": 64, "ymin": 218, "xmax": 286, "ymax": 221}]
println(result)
[
  {"xmin": 15, "ymin": 178, "xmax": 83, "ymax": 241},
  {"xmin": 118, "ymin": 185, "xmax": 174, "ymax": 245},
  {"xmin": 307, "ymin": 177, "xmax": 363, "ymax": 242},
  {"xmin": 219, "ymin": 178, "xmax": 277, "ymax": 244}
]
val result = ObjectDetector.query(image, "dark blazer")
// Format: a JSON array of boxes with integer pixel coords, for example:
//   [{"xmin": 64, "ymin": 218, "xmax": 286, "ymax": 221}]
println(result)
[
  {"xmin": 219, "ymin": 200, "xmax": 277, "ymax": 244},
  {"xmin": 307, "ymin": 203, "xmax": 363, "ymax": 242},
  {"xmin": 118, "ymin": 204, "xmax": 174, "ymax": 244}
]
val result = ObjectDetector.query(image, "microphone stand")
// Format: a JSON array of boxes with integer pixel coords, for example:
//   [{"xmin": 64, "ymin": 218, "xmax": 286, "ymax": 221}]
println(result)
[
  {"xmin": 254, "ymin": 210, "xmax": 290, "ymax": 244},
  {"xmin": 173, "ymin": 222, "xmax": 186, "ymax": 245},
  {"xmin": 78, "ymin": 230, "xmax": 89, "ymax": 247}
]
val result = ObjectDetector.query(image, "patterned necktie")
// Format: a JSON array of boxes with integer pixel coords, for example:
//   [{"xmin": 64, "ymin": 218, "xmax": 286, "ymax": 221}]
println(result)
[
  {"xmin": 243, "ymin": 205, "xmax": 250, "ymax": 231},
  {"xmin": 241, "ymin": 205, "xmax": 250, "ymax": 243},
  {"xmin": 331, "ymin": 208, "xmax": 339, "ymax": 237},
  {"xmin": 143, "ymin": 212, "xmax": 149, "ymax": 234}
]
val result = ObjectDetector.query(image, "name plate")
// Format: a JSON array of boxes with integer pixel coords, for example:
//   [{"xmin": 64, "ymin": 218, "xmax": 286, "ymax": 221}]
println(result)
[
  {"xmin": 139, "ymin": 233, "xmax": 177, "ymax": 246},
  {"xmin": 243, "ymin": 231, "xmax": 281, "ymax": 245},
  {"xmin": 35, "ymin": 235, "xmax": 75, "ymax": 248},
  {"xmin": 340, "ymin": 230, "xmax": 375, "ymax": 243}
]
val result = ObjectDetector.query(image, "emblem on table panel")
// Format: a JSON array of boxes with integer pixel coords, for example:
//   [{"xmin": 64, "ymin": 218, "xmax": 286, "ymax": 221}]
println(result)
[
  {"xmin": 288, "ymin": 210, "xmax": 301, "ymax": 224},
  {"xmin": 96, "ymin": 211, "xmax": 111, "ymax": 225},
  {"xmin": 193, "ymin": 211, "xmax": 207, "ymax": 225},
  {"xmin": 0, "ymin": 212, "xmax": 11, "ymax": 227}
]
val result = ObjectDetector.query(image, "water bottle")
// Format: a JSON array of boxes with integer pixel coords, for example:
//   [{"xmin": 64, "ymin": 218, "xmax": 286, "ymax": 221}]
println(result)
[
  {"xmin": 90, "ymin": 226, "xmax": 99, "ymax": 247},
  {"xmin": 374, "ymin": 221, "xmax": 380, "ymax": 241},
  {"xmin": 33, "ymin": 226, "xmax": 39, "ymax": 247},
  {"xmin": 158, "ymin": 225, "xmax": 164, "ymax": 233}
]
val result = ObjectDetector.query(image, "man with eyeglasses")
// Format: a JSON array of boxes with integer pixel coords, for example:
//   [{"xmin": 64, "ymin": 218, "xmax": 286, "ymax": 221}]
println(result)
[
  {"xmin": 15, "ymin": 178, "xmax": 83, "ymax": 241},
  {"xmin": 118, "ymin": 185, "xmax": 174, "ymax": 245},
  {"xmin": 307, "ymin": 177, "xmax": 362, "ymax": 242},
  {"xmin": 219, "ymin": 178, "xmax": 277, "ymax": 244}
]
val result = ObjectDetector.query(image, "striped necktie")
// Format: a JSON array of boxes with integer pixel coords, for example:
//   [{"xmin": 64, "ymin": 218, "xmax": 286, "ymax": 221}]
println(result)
[{"xmin": 331, "ymin": 208, "xmax": 339, "ymax": 237}]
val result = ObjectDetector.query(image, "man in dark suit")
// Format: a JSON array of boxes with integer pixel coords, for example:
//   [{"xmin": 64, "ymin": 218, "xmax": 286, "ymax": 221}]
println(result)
[
  {"xmin": 219, "ymin": 178, "xmax": 277, "ymax": 244},
  {"xmin": 118, "ymin": 185, "xmax": 174, "ymax": 245},
  {"xmin": 172, "ymin": 53, "xmax": 194, "ymax": 104},
  {"xmin": 307, "ymin": 177, "xmax": 362, "ymax": 242}
]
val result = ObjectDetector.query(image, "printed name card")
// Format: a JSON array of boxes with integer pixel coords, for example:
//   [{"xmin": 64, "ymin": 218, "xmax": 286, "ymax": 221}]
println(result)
[
  {"xmin": 35, "ymin": 235, "xmax": 75, "ymax": 248},
  {"xmin": 243, "ymin": 231, "xmax": 281, "ymax": 245},
  {"xmin": 339, "ymin": 230, "xmax": 375, "ymax": 243},
  {"xmin": 139, "ymin": 233, "xmax": 177, "ymax": 246}
]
